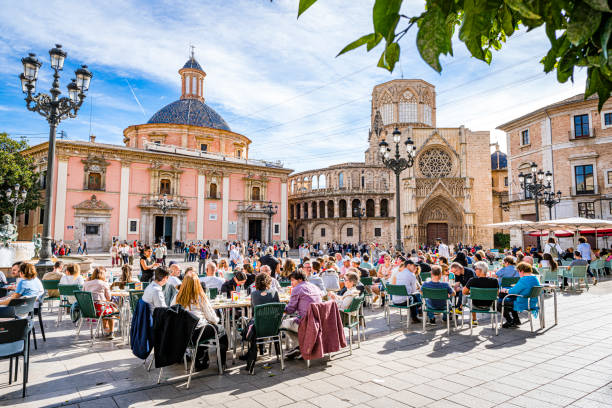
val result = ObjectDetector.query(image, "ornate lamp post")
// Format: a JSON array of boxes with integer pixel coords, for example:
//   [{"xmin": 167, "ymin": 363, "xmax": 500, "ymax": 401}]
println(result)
[
  {"xmin": 379, "ymin": 127, "xmax": 416, "ymax": 252},
  {"xmin": 6, "ymin": 184, "xmax": 28, "ymax": 225},
  {"xmin": 542, "ymin": 189, "xmax": 562, "ymax": 221},
  {"xmin": 20, "ymin": 44, "xmax": 92, "ymax": 270},
  {"xmin": 156, "ymin": 194, "xmax": 174, "ymax": 245},
  {"xmin": 518, "ymin": 162, "xmax": 554, "ymax": 251},
  {"xmin": 263, "ymin": 200, "xmax": 278, "ymax": 244},
  {"xmin": 353, "ymin": 206, "xmax": 365, "ymax": 243}
]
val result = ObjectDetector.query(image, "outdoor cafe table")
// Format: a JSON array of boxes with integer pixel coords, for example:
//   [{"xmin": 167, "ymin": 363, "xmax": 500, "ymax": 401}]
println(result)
[{"xmin": 111, "ymin": 290, "xmax": 130, "ymax": 343}]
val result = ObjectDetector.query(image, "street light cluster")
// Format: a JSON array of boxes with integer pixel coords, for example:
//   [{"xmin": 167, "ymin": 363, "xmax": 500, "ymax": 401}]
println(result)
[
  {"xmin": 19, "ymin": 44, "xmax": 93, "ymax": 269},
  {"xmin": 6, "ymin": 184, "xmax": 28, "ymax": 224}
]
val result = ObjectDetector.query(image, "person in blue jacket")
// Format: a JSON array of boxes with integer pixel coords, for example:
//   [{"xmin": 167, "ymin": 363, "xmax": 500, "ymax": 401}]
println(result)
[{"xmin": 498, "ymin": 262, "xmax": 540, "ymax": 328}]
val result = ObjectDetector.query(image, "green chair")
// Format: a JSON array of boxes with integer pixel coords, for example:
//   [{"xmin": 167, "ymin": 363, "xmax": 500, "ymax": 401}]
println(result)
[
  {"xmin": 421, "ymin": 287, "xmax": 455, "ymax": 335},
  {"xmin": 539, "ymin": 267, "xmax": 559, "ymax": 287},
  {"xmin": 140, "ymin": 282, "xmax": 150, "ymax": 290},
  {"xmin": 420, "ymin": 272, "xmax": 431, "ymax": 282},
  {"xmin": 279, "ymin": 280, "xmax": 291, "ymax": 287},
  {"xmin": 341, "ymin": 295, "xmax": 365, "ymax": 354},
  {"xmin": 384, "ymin": 284, "xmax": 422, "ymax": 330},
  {"xmin": 128, "ymin": 290, "xmax": 144, "ymax": 314},
  {"xmin": 563, "ymin": 265, "xmax": 588, "ymax": 291},
  {"xmin": 242, "ymin": 303, "xmax": 286, "ymax": 375},
  {"xmin": 501, "ymin": 286, "xmax": 543, "ymax": 332},
  {"xmin": 561, "ymin": 260, "xmax": 572, "ymax": 267},
  {"xmin": 57, "ymin": 284, "xmax": 82, "ymax": 325},
  {"xmin": 500, "ymin": 277, "xmax": 520, "ymax": 288},
  {"xmin": 73, "ymin": 291, "xmax": 120, "ymax": 347},
  {"xmin": 532, "ymin": 267, "xmax": 539, "ymax": 275},
  {"xmin": 463, "ymin": 288, "xmax": 499, "ymax": 336},
  {"xmin": 41, "ymin": 280, "xmax": 60, "ymax": 311},
  {"xmin": 590, "ymin": 259, "xmax": 605, "ymax": 280},
  {"xmin": 177, "ymin": 322, "xmax": 225, "ymax": 388},
  {"xmin": 360, "ymin": 277, "xmax": 374, "ymax": 309},
  {"xmin": 125, "ymin": 282, "xmax": 137, "ymax": 290},
  {"xmin": 208, "ymin": 287, "xmax": 218, "ymax": 300}
]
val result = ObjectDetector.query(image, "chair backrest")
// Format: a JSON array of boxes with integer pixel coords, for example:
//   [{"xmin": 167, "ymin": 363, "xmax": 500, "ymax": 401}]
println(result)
[
  {"xmin": 58, "ymin": 284, "xmax": 82, "ymax": 297},
  {"xmin": 569, "ymin": 265, "xmax": 587, "ymax": 277},
  {"xmin": 385, "ymin": 284, "xmax": 409, "ymax": 297},
  {"xmin": 561, "ymin": 260, "xmax": 572, "ymax": 266},
  {"xmin": 126, "ymin": 282, "xmax": 137, "ymax": 290},
  {"xmin": 344, "ymin": 294, "xmax": 364, "ymax": 313},
  {"xmin": 42, "ymin": 279, "xmax": 60, "ymax": 291},
  {"xmin": 73, "ymin": 291, "xmax": 98, "ymax": 319},
  {"xmin": 532, "ymin": 267, "xmax": 539, "ymax": 275},
  {"xmin": 0, "ymin": 318, "xmax": 29, "ymax": 345},
  {"xmin": 253, "ymin": 302, "xmax": 285, "ymax": 338},
  {"xmin": 208, "ymin": 287, "xmax": 218, "ymax": 300},
  {"xmin": 129, "ymin": 290, "xmax": 144, "ymax": 313},
  {"xmin": 10, "ymin": 296, "xmax": 37, "ymax": 317},
  {"xmin": 420, "ymin": 272, "xmax": 431, "ymax": 281},
  {"xmin": 225, "ymin": 273, "xmax": 234, "ymax": 281},
  {"xmin": 421, "ymin": 287, "xmax": 450, "ymax": 300},
  {"xmin": 500, "ymin": 277, "xmax": 520, "ymax": 287},
  {"xmin": 469, "ymin": 287, "xmax": 499, "ymax": 301},
  {"xmin": 360, "ymin": 277, "xmax": 373, "ymax": 286},
  {"xmin": 163, "ymin": 284, "xmax": 177, "ymax": 306},
  {"xmin": 279, "ymin": 280, "xmax": 291, "ymax": 287},
  {"xmin": 527, "ymin": 285, "xmax": 544, "ymax": 298}
]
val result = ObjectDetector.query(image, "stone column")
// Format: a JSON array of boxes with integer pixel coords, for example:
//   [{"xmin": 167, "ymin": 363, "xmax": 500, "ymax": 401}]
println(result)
[
  {"xmin": 118, "ymin": 162, "xmax": 130, "ymax": 240},
  {"xmin": 281, "ymin": 181, "xmax": 287, "ymax": 241},
  {"xmin": 196, "ymin": 171, "xmax": 206, "ymax": 240},
  {"xmin": 222, "ymin": 175, "xmax": 230, "ymax": 240},
  {"xmin": 53, "ymin": 157, "xmax": 69, "ymax": 240}
]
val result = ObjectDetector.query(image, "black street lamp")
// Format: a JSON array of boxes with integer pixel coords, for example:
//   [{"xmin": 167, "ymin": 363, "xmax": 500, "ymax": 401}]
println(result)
[
  {"xmin": 378, "ymin": 126, "xmax": 416, "ymax": 252},
  {"xmin": 20, "ymin": 44, "xmax": 92, "ymax": 270},
  {"xmin": 6, "ymin": 184, "xmax": 28, "ymax": 225},
  {"xmin": 542, "ymin": 189, "xmax": 562, "ymax": 221},
  {"xmin": 518, "ymin": 162, "xmax": 554, "ymax": 251},
  {"xmin": 263, "ymin": 200, "xmax": 278, "ymax": 244},
  {"xmin": 353, "ymin": 206, "xmax": 365, "ymax": 243},
  {"xmin": 156, "ymin": 194, "xmax": 174, "ymax": 245}
]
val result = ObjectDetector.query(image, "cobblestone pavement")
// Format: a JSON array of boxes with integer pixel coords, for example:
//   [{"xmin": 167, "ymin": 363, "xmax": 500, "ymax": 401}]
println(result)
[{"xmin": 1, "ymin": 265, "xmax": 611, "ymax": 408}]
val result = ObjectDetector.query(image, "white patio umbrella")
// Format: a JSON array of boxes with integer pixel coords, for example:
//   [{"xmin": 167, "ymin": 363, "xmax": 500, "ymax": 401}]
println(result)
[
  {"xmin": 486, "ymin": 220, "xmax": 538, "ymax": 230},
  {"xmin": 532, "ymin": 217, "xmax": 612, "ymax": 231}
]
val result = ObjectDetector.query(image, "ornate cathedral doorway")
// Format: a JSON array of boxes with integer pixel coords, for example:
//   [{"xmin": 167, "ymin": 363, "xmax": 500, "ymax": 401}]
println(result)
[
  {"xmin": 426, "ymin": 223, "xmax": 448, "ymax": 245},
  {"xmin": 248, "ymin": 219, "xmax": 262, "ymax": 242}
]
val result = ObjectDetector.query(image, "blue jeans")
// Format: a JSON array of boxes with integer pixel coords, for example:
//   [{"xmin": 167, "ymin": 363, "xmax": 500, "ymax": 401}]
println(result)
[{"xmin": 425, "ymin": 299, "xmax": 447, "ymax": 321}]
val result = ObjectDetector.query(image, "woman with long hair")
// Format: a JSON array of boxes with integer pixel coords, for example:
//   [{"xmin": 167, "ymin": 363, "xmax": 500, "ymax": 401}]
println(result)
[
  {"xmin": 83, "ymin": 267, "xmax": 118, "ymax": 336},
  {"xmin": 217, "ymin": 259, "xmax": 230, "ymax": 278},
  {"xmin": 281, "ymin": 258, "xmax": 296, "ymax": 279},
  {"xmin": 173, "ymin": 272, "xmax": 228, "ymax": 371},
  {"xmin": 541, "ymin": 253, "xmax": 558, "ymax": 271}
]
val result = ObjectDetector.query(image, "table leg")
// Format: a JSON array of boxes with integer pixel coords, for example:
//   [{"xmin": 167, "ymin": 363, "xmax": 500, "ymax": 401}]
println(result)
[
  {"xmin": 539, "ymin": 292, "xmax": 545, "ymax": 329},
  {"xmin": 553, "ymin": 289, "xmax": 558, "ymax": 325}
]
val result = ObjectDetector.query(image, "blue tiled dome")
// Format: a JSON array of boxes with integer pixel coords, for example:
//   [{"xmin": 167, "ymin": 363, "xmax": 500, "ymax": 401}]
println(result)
[
  {"xmin": 182, "ymin": 57, "xmax": 203, "ymax": 71},
  {"xmin": 147, "ymin": 99, "xmax": 231, "ymax": 131},
  {"xmin": 491, "ymin": 150, "xmax": 507, "ymax": 170}
]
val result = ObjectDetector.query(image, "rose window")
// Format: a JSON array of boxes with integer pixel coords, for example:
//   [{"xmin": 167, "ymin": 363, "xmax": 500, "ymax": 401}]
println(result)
[{"xmin": 419, "ymin": 149, "xmax": 452, "ymax": 178}]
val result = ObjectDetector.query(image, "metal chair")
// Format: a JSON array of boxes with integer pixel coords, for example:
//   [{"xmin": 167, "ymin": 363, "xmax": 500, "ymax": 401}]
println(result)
[
  {"xmin": 501, "ymin": 286, "xmax": 543, "ymax": 332},
  {"xmin": 421, "ymin": 287, "xmax": 456, "ymax": 336},
  {"xmin": 41, "ymin": 280, "xmax": 60, "ymax": 311},
  {"xmin": 500, "ymin": 277, "xmax": 520, "ymax": 288},
  {"xmin": 9, "ymin": 297, "xmax": 39, "ymax": 350},
  {"xmin": 0, "ymin": 318, "xmax": 30, "ymax": 397},
  {"xmin": 57, "ymin": 284, "xmax": 82, "ymax": 325},
  {"xmin": 359, "ymin": 277, "xmax": 374, "ymax": 309},
  {"xmin": 341, "ymin": 295, "xmax": 365, "ymax": 354},
  {"xmin": 384, "ymin": 284, "xmax": 422, "ymax": 330},
  {"xmin": 181, "ymin": 323, "xmax": 225, "ymax": 388},
  {"xmin": 563, "ymin": 265, "xmax": 589, "ymax": 291},
  {"xmin": 207, "ymin": 287, "xmax": 218, "ymax": 300},
  {"xmin": 73, "ymin": 291, "xmax": 121, "ymax": 347},
  {"xmin": 246, "ymin": 303, "xmax": 286, "ymax": 374},
  {"xmin": 463, "ymin": 287, "xmax": 499, "ymax": 336}
]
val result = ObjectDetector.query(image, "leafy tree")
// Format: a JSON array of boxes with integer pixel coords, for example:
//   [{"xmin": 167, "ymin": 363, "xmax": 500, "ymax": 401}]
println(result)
[
  {"xmin": 494, "ymin": 232, "xmax": 510, "ymax": 249},
  {"xmin": 0, "ymin": 133, "xmax": 41, "ymax": 219},
  {"xmin": 298, "ymin": 0, "xmax": 612, "ymax": 110}
]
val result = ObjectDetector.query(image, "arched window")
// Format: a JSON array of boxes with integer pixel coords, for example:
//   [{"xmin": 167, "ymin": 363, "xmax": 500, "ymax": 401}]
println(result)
[
  {"xmin": 312, "ymin": 202, "xmax": 317, "ymax": 218},
  {"xmin": 296, "ymin": 203, "xmax": 301, "ymax": 219},
  {"xmin": 290, "ymin": 204, "xmax": 294, "ymax": 220},
  {"xmin": 327, "ymin": 200, "xmax": 334, "ymax": 218},
  {"xmin": 399, "ymin": 101, "xmax": 418, "ymax": 122},
  {"xmin": 303, "ymin": 176, "xmax": 309, "ymax": 191},
  {"xmin": 252, "ymin": 186, "xmax": 261, "ymax": 201},
  {"xmin": 88, "ymin": 172, "xmax": 102, "ymax": 190},
  {"xmin": 338, "ymin": 172, "xmax": 344, "ymax": 188},
  {"xmin": 381, "ymin": 103, "xmax": 394, "ymax": 124},
  {"xmin": 209, "ymin": 182, "xmax": 218, "ymax": 198},
  {"xmin": 160, "ymin": 178, "xmax": 171, "ymax": 195},
  {"xmin": 318, "ymin": 174, "xmax": 326, "ymax": 189},
  {"xmin": 312, "ymin": 176, "xmax": 318, "ymax": 190},
  {"xmin": 380, "ymin": 199, "xmax": 389, "ymax": 217},
  {"xmin": 291, "ymin": 180, "xmax": 295, "ymax": 193},
  {"xmin": 319, "ymin": 201, "xmax": 325, "ymax": 218},
  {"xmin": 236, "ymin": 149, "xmax": 242, "ymax": 158},
  {"xmin": 366, "ymin": 199, "xmax": 375, "ymax": 217},
  {"xmin": 423, "ymin": 104, "xmax": 432, "ymax": 125},
  {"xmin": 351, "ymin": 199, "xmax": 361, "ymax": 217},
  {"xmin": 339, "ymin": 199, "xmax": 347, "ymax": 217},
  {"xmin": 303, "ymin": 202, "xmax": 308, "ymax": 219}
]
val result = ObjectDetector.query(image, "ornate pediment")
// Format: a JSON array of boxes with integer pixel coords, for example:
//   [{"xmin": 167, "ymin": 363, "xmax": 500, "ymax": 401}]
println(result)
[
  {"xmin": 415, "ymin": 130, "xmax": 459, "ymax": 158},
  {"xmin": 73, "ymin": 195, "xmax": 112, "ymax": 212},
  {"xmin": 81, "ymin": 154, "xmax": 110, "ymax": 173}
]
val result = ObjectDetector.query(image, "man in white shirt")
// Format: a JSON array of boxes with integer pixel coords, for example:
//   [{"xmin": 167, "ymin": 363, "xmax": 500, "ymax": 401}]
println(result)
[
  {"xmin": 142, "ymin": 268, "xmax": 169, "ymax": 315},
  {"xmin": 167, "ymin": 262, "xmax": 182, "ymax": 288},
  {"xmin": 229, "ymin": 245, "xmax": 241, "ymax": 268},
  {"xmin": 436, "ymin": 238, "xmax": 450, "ymax": 259},
  {"xmin": 391, "ymin": 259, "xmax": 422, "ymax": 324},
  {"xmin": 201, "ymin": 262, "xmax": 225, "ymax": 291}
]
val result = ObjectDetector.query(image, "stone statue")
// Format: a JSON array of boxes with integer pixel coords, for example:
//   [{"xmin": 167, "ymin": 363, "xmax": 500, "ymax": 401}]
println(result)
[
  {"xmin": 32, "ymin": 233, "xmax": 42, "ymax": 258},
  {"xmin": 0, "ymin": 214, "xmax": 18, "ymax": 247}
]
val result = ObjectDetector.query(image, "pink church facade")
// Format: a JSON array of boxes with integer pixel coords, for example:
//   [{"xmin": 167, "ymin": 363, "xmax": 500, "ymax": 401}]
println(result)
[{"xmin": 19, "ymin": 55, "xmax": 291, "ymax": 251}]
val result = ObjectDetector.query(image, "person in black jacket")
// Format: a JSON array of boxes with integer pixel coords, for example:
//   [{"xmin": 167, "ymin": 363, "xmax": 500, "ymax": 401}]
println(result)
[{"xmin": 220, "ymin": 272, "xmax": 247, "ymax": 298}]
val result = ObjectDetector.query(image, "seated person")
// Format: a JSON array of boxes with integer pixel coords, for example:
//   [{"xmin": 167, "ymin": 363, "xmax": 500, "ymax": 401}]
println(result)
[
  {"xmin": 258, "ymin": 265, "xmax": 281, "ymax": 292},
  {"xmin": 450, "ymin": 262, "xmax": 475, "ymax": 313},
  {"xmin": 498, "ymin": 262, "xmax": 540, "ymax": 328},
  {"xmin": 142, "ymin": 267, "xmax": 170, "ymax": 314},
  {"xmin": 281, "ymin": 270, "xmax": 322, "ymax": 359},
  {"xmin": 173, "ymin": 272, "xmax": 228, "ymax": 371},
  {"xmin": 83, "ymin": 267, "xmax": 118, "ymax": 337},
  {"xmin": 565, "ymin": 250, "xmax": 588, "ymax": 288},
  {"xmin": 421, "ymin": 265, "xmax": 454, "ymax": 324},
  {"xmin": 0, "ymin": 263, "xmax": 44, "ymax": 317},
  {"xmin": 494, "ymin": 256, "xmax": 519, "ymax": 283},
  {"xmin": 242, "ymin": 264, "xmax": 256, "ymax": 291},
  {"xmin": 251, "ymin": 273, "xmax": 280, "ymax": 308},
  {"xmin": 111, "ymin": 264, "xmax": 139, "ymax": 290},
  {"xmin": 302, "ymin": 261, "xmax": 326, "ymax": 295},
  {"xmin": 220, "ymin": 271, "xmax": 247, "ymax": 298},
  {"xmin": 351, "ymin": 258, "xmax": 369, "ymax": 278},
  {"xmin": 60, "ymin": 263, "xmax": 85, "ymax": 286},
  {"xmin": 200, "ymin": 262, "xmax": 225, "ymax": 292},
  {"xmin": 391, "ymin": 259, "xmax": 422, "ymax": 324},
  {"xmin": 42, "ymin": 260, "xmax": 64, "ymax": 298},
  {"xmin": 329, "ymin": 271, "xmax": 360, "ymax": 310},
  {"xmin": 320, "ymin": 263, "xmax": 340, "ymax": 292},
  {"xmin": 167, "ymin": 262, "xmax": 182, "ymax": 289},
  {"xmin": 463, "ymin": 261, "xmax": 499, "ymax": 325}
]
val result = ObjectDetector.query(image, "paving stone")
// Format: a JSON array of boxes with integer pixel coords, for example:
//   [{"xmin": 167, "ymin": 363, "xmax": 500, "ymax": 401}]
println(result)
[
  {"xmin": 387, "ymin": 390, "xmax": 435, "ymax": 407},
  {"xmin": 308, "ymin": 394, "xmax": 352, "ymax": 408}
]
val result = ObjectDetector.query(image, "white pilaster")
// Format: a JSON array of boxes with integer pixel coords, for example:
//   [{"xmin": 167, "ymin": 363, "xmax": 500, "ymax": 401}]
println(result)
[
  {"xmin": 53, "ymin": 159, "xmax": 68, "ymax": 240},
  {"xmin": 222, "ymin": 175, "xmax": 230, "ymax": 240},
  {"xmin": 196, "ymin": 173, "xmax": 206, "ymax": 240},
  {"xmin": 281, "ymin": 182, "xmax": 287, "ymax": 241},
  {"xmin": 118, "ymin": 164, "xmax": 130, "ymax": 239}
]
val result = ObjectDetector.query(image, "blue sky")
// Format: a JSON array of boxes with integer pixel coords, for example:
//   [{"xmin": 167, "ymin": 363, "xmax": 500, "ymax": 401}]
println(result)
[{"xmin": 0, "ymin": 0, "xmax": 588, "ymax": 172}]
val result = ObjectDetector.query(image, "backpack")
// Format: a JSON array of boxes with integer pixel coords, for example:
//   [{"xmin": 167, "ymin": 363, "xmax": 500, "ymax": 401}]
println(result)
[{"xmin": 548, "ymin": 244, "xmax": 559, "ymax": 260}]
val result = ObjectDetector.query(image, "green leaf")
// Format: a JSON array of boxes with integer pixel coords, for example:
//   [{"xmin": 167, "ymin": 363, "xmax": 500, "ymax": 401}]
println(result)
[
  {"xmin": 601, "ymin": 17, "xmax": 612, "ymax": 60},
  {"xmin": 585, "ymin": 67, "xmax": 600, "ymax": 99},
  {"xmin": 373, "ymin": 0, "xmax": 402, "ymax": 41},
  {"xmin": 567, "ymin": 3, "xmax": 602, "ymax": 45},
  {"xmin": 584, "ymin": 0, "xmax": 612, "ymax": 12},
  {"xmin": 337, "ymin": 33, "xmax": 378, "ymax": 57},
  {"xmin": 502, "ymin": 5, "xmax": 515, "ymax": 36},
  {"xmin": 416, "ymin": 5, "xmax": 451, "ymax": 72},
  {"xmin": 541, "ymin": 47, "xmax": 558, "ymax": 72},
  {"xmin": 505, "ymin": 0, "xmax": 541, "ymax": 20},
  {"xmin": 377, "ymin": 42, "xmax": 400, "ymax": 71},
  {"xmin": 367, "ymin": 32, "xmax": 384, "ymax": 51},
  {"xmin": 297, "ymin": 0, "xmax": 318, "ymax": 18}
]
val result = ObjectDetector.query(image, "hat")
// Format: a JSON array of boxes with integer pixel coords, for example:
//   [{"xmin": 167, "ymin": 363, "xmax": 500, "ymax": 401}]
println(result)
[{"xmin": 351, "ymin": 258, "xmax": 360, "ymax": 264}]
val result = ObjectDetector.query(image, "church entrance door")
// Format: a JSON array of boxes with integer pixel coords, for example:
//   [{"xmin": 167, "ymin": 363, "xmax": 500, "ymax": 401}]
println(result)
[
  {"xmin": 248, "ymin": 219, "xmax": 262, "ymax": 242},
  {"xmin": 154, "ymin": 216, "xmax": 173, "ymax": 248},
  {"xmin": 426, "ymin": 223, "xmax": 448, "ymax": 245}
]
